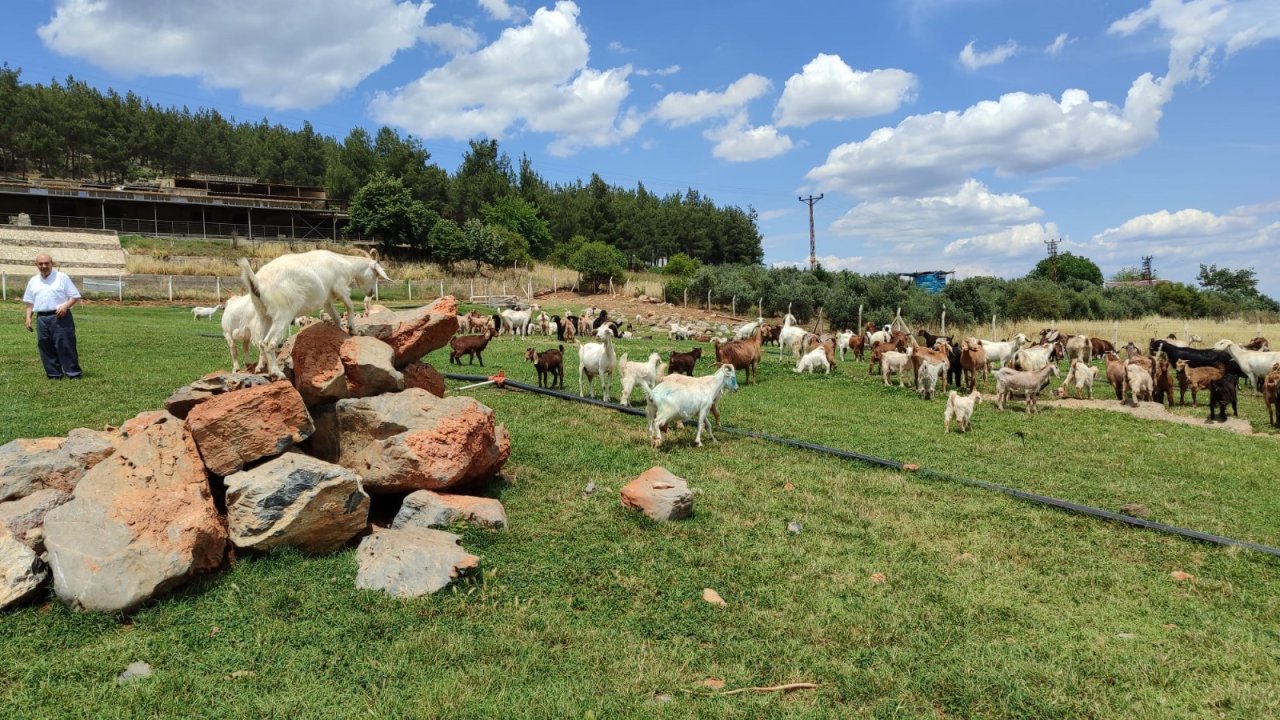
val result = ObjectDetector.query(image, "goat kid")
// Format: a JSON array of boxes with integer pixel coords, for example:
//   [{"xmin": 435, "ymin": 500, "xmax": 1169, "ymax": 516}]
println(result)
[
  {"xmin": 794, "ymin": 344, "xmax": 832, "ymax": 374},
  {"xmin": 1263, "ymin": 363, "xmax": 1280, "ymax": 427},
  {"xmin": 449, "ymin": 329, "xmax": 493, "ymax": 366},
  {"xmin": 619, "ymin": 352, "xmax": 665, "ymax": 406},
  {"xmin": 526, "ymin": 345, "xmax": 565, "ymax": 389},
  {"xmin": 192, "ymin": 304, "xmax": 223, "ymax": 320},
  {"xmin": 993, "ymin": 363, "xmax": 1059, "ymax": 413},
  {"xmin": 944, "ymin": 390, "xmax": 982, "ymax": 433},
  {"xmin": 1056, "ymin": 360, "xmax": 1097, "ymax": 399}
]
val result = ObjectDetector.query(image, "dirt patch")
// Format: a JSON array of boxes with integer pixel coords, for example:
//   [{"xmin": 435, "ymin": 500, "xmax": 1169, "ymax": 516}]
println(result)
[
  {"xmin": 529, "ymin": 290, "xmax": 753, "ymax": 334},
  {"xmin": 1053, "ymin": 397, "xmax": 1270, "ymax": 437}
]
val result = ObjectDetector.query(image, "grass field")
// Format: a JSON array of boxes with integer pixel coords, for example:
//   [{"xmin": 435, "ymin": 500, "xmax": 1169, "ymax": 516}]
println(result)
[{"xmin": 2, "ymin": 301, "xmax": 1279, "ymax": 719}]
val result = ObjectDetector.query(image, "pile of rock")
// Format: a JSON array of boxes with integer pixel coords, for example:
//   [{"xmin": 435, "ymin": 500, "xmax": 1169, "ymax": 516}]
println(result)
[{"xmin": 0, "ymin": 297, "xmax": 512, "ymax": 613}]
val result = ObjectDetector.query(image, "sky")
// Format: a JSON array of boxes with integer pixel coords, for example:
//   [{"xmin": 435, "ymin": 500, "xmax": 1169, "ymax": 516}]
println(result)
[{"xmin": 6, "ymin": 0, "xmax": 1280, "ymax": 297}]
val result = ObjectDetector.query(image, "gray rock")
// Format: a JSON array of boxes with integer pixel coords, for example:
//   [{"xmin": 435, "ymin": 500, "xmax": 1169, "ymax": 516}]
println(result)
[
  {"xmin": 43, "ymin": 412, "xmax": 226, "ymax": 612},
  {"xmin": 393, "ymin": 490, "xmax": 507, "ymax": 531},
  {"xmin": 355, "ymin": 527, "xmax": 479, "ymax": 598},
  {"xmin": 0, "ymin": 429, "xmax": 116, "ymax": 503},
  {"xmin": 339, "ymin": 335, "xmax": 404, "ymax": 398},
  {"xmin": 164, "ymin": 372, "xmax": 271, "ymax": 419},
  {"xmin": 0, "ymin": 532, "xmax": 46, "ymax": 610},
  {"xmin": 0, "ymin": 489, "xmax": 71, "ymax": 553},
  {"xmin": 225, "ymin": 454, "xmax": 370, "ymax": 555},
  {"xmin": 117, "ymin": 662, "xmax": 152, "ymax": 685}
]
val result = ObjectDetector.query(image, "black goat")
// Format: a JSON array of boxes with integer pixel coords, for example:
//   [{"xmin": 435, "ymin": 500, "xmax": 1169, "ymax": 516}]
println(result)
[{"xmin": 1208, "ymin": 372, "xmax": 1239, "ymax": 422}]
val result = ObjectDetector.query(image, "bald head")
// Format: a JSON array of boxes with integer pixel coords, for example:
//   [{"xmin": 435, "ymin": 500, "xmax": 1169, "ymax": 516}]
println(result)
[{"xmin": 35, "ymin": 254, "xmax": 54, "ymax": 278}]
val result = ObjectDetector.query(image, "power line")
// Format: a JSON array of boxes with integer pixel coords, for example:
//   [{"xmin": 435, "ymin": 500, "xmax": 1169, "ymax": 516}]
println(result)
[{"xmin": 798, "ymin": 194, "xmax": 823, "ymax": 271}]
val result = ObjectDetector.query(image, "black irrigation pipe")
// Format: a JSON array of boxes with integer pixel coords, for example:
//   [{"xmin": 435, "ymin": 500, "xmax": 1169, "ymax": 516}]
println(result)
[{"xmin": 443, "ymin": 371, "xmax": 1280, "ymax": 559}]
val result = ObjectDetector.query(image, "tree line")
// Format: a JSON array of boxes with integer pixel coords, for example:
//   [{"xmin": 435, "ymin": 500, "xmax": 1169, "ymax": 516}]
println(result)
[
  {"xmin": 0, "ymin": 66, "xmax": 763, "ymax": 268},
  {"xmin": 664, "ymin": 253, "xmax": 1278, "ymax": 326}
]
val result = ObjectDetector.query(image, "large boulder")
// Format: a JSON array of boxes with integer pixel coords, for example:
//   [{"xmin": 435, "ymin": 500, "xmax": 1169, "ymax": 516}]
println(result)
[
  {"xmin": 620, "ymin": 467, "xmax": 694, "ymax": 522},
  {"xmin": 164, "ymin": 372, "xmax": 272, "ymax": 419},
  {"xmin": 224, "ymin": 453, "xmax": 369, "ymax": 555},
  {"xmin": 355, "ymin": 527, "xmax": 479, "ymax": 598},
  {"xmin": 309, "ymin": 389, "xmax": 509, "ymax": 494},
  {"xmin": 340, "ymin": 335, "xmax": 403, "ymax": 397},
  {"xmin": 401, "ymin": 361, "xmax": 446, "ymax": 398},
  {"xmin": 290, "ymin": 323, "xmax": 351, "ymax": 406},
  {"xmin": 0, "ymin": 532, "xmax": 46, "ymax": 610},
  {"xmin": 185, "ymin": 381, "xmax": 314, "ymax": 476},
  {"xmin": 355, "ymin": 296, "xmax": 458, "ymax": 368},
  {"xmin": 43, "ymin": 412, "xmax": 227, "ymax": 612},
  {"xmin": 0, "ymin": 428, "xmax": 116, "ymax": 502},
  {"xmin": 392, "ymin": 490, "xmax": 507, "ymax": 530}
]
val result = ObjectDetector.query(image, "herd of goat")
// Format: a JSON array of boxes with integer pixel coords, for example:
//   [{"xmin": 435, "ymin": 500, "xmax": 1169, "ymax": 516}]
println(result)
[
  {"xmin": 447, "ymin": 305, "xmax": 1280, "ymax": 444},
  {"xmin": 196, "ymin": 250, "xmax": 1279, "ymax": 447}
]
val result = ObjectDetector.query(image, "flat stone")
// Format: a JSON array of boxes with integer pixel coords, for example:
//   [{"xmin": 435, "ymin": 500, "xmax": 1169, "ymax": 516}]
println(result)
[
  {"xmin": 185, "ymin": 381, "xmax": 314, "ymax": 476},
  {"xmin": 0, "ymin": 532, "xmax": 46, "ymax": 610},
  {"xmin": 0, "ymin": 429, "xmax": 116, "ymax": 502},
  {"xmin": 0, "ymin": 489, "xmax": 71, "ymax": 549},
  {"xmin": 392, "ymin": 490, "xmax": 507, "ymax": 530},
  {"xmin": 164, "ymin": 372, "xmax": 272, "ymax": 419},
  {"xmin": 355, "ymin": 527, "xmax": 479, "ymax": 598}
]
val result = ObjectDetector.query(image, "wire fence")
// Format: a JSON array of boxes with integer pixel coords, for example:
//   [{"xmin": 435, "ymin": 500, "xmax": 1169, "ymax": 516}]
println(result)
[{"xmin": 0, "ymin": 269, "xmax": 668, "ymax": 307}]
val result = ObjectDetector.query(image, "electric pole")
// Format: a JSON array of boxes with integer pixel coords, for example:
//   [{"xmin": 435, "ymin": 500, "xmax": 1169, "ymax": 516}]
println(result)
[
  {"xmin": 1141, "ymin": 255, "xmax": 1154, "ymax": 284},
  {"xmin": 798, "ymin": 194, "xmax": 823, "ymax": 271},
  {"xmin": 1043, "ymin": 237, "xmax": 1060, "ymax": 282}
]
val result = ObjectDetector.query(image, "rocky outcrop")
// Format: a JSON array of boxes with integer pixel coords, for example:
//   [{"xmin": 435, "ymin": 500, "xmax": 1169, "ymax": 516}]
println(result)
[
  {"xmin": 620, "ymin": 467, "xmax": 693, "ymax": 522},
  {"xmin": 392, "ymin": 490, "xmax": 507, "ymax": 530},
  {"xmin": 355, "ymin": 527, "xmax": 479, "ymax": 598},
  {"xmin": 224, "ymin": 453, "xmax": 369, "ymax": 555},
  {"xmin": 309, "ymin": 389, "xmax": 509, "ymax": 494},
  {"xmin": 43, "ymin": 412, "xmax": 227, "ymax": 612},
  {"xmin": 185, "ymin": 381, "xmax": 314, "ymax": 476}
]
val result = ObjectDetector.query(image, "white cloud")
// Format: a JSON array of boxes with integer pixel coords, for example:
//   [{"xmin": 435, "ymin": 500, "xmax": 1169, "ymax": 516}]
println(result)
[
  {"xmin": 370, "ymin": 1, "xmax": 638, "ymax": 155},
  {"xmin": 757, "ymin": 208, "xmax": 792, "ymax": 222},
  {"xmin": 422, "ymin": 23, "xmax": 482, "ymax": 55},
  {"xmin": 703, "ymin": 113, "xmax": 794, "ymax": 162},
  {"xmin": 1046, "ymin": 32, "xmax": 1072, "ymax": 56},
  {"xmin": 651, "ymin": 74, "xmax": 772, "ymax": 127},
  {"xmin": 830, "ymin": 179, "xmax": 1043, "ymax": 241},
  {"xmin": 807, "ymin": 80, "xmax": 1168, "ymax": 198},
  {"xmin": 37, "ymin": 0, "xmax": 429, "ymax": 109},
  {"xmin": 773, "ymin": 53, "xmax": 916, "ymax": 128},
  {"xmin": 1109, "ymin": 0, "xmax": 1280, "ymax": 84},
  {"xmin": 608, "ymin": 40, "xmax": 632, "ymax": 53},
  {"xmin": 477, "ymin": 0, "xmax": 526, "ymax": 22},
  {"xmin": 634, "ymin": 65, "xmax": 680, "ymax": 77},
  {"xmin": 944, "ymin": 222, "xmax": 1060, "ymax": 256},
  {"xmin": 1091, "ymin": 208, "xmax": 1243, "ymax": 246},
  {"xmin": 959, "ymin": 40, "xmax": 1018, "ymax": 70}
]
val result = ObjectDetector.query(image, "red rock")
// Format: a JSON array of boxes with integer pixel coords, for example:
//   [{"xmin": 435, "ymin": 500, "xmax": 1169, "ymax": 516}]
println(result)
[
  {"xmin": 185, "ymin": 381, "xmax": 314, "ymax": 476},
  {"xmin": 382, "ymin": 296, "xmax": 459, "ymax": 368},
  {"xmin": 401, "ymin": 361, "xmax": 446, "ymax": 397},
  {"xmin": 339, "ymin": 335, "xmax": 403, "ymax": 397},
  {"xmin": 620, "ymin": 467, "xmax": 693, "ymax": 521},
  {"xmin": 290, "ymin": 322, "xmax": 350, "ymax": 406}
]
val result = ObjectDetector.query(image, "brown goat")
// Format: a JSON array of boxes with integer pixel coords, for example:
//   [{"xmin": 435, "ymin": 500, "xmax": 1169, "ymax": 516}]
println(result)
[
  {"xmin": 868, "ymin": 340, "xmax": 899, "ymax": 375},
  {"xmin": 1264, "ymin": 363, "xmax": 1280, "ymax": 427},
  {"xmin": 714, "ymin": 327, "xmax": 763, "ymax": 384},
  {"xmin": 1089, "ymin": 337, "xmax": 1116, "ymax": 357},
  {"xmin": 449, "ymin": 329, "xmax": 493, "ymax": 366},
  {"xmin": 1246, "ymin": 336, "xmax": 1270, "ymax": 352},
  {"xmin": 846, "ymin": 333, "xmax": 866, "ymax": 361},
  {"xmin": 960, "ymin": 339, "xmax": 987, "ymax": 391},
  {"xmin": 461, "ymin": 310, "xmax": 489, "ymax": 334},
  {"xmin": 1174, "ymin": 358, "xmax": 1223, "ymax": 407},
  {"xmin": 1103, "ymin": 351, "xmax": 1127, "ymax": 401},
  {"xmin": 668, "ymin": 347, "xmax": 703, "ymax": 376},
  {"xmin": 1152, "ymin": 354, "xmax": 1173, "ymax": 408},
  {"xmin": 525, "ymin": 344, "xmax": 564, "ymax": 389}
]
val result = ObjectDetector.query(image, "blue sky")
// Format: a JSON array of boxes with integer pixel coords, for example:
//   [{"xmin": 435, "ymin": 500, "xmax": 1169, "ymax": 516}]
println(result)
[{"xmin": 6, "ymin": 1, "xmax": 1280, "ymax": 296}]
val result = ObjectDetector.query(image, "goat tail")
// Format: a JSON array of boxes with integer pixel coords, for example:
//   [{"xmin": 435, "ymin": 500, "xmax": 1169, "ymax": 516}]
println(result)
[{"xmin": 236, "ymin": 258, "xmax": 268, "ymax": 316}]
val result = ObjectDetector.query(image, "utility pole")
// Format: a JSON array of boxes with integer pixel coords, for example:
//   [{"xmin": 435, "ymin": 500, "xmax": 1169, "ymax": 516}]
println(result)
[
  {"xmin": 1141, "ymin": 255, "xmax": 1154, "ymax": 284},
  {"xmin": 1043, "ymin": 237, "xmax": 1060, "ymax": 282},
  {"xmin": 798, "ymin": 194, "xmax": 823, "ymax": 271}
]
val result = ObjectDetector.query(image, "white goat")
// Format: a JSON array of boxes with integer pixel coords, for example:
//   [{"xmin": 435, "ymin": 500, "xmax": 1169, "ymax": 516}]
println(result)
[
  {"xmin": 917, "ymin": 359, "xmax": 946, "ymax": 400},
  {"xmin": 645, "ymin": 364, "xmax": 739, "ymax": 448},
  {"xmin": 1057, "ymin": 360, "xmax": 1098, "ymax": 399},
  {"xmin": 944, "ymin": 390, "xmax": 982, "ymax": 433},
  {"xmin": 1213, "ymin": 340, "xmax": 1280, "ymax": 393},
  {"xmin": 578, "ymin": 328, "xmax": 618, "ymax": 401},
  {"xmin": 618, "ymin": 352, "xmax": 664, "ymax": 406},
  {"xmin": 778, "ymin": 313, "xmax": 807, "ymax": 360},
  {"xmin": 734, "ymin": 317, "xmax": 764, "ymax": 340},
  {"xmin": 1063, "ymin": 334, "xmax": 1092, "ymax": 364},
  {"xmin": 1011, "ymin": 343, "xmax": 1054, "ymax": 372},
  {"xmin": 192, "ymin": 304, "xmax": 222, "ymax": 320},
  {"xmin": 500, "ymin": 304, "xmax": 539, "ymax": 337},
  {"xmin": 667, "ymin": 322, "xmax": 693, "ymax": 341},
  {"xmin": 836, "ymin": 330, "xmax": 855, "ymax": 361},
  {"xmin": 978, "ymin": 333, "xmax": 1028, "ymax": 370},
  {"xmin": 237, "ymin": 249, "xmax": 391, "ymax": 378},
  {"xmin": 881, "ymin": 348, "xmax": 913, "ymax": 387},
  {"xmin": 867, "ymin": 324, "xmax": 893, "ymax": 346},
  {"xmin": 993, "ymin": 363, "xmax": 1059, "ymax": 413},
  {"xmin": 1123, "ymin": 361, "xmax": 1154, "ymax": 405},
  {"xmin": 794, "ymin": 345, "xmax": 831, "ymax": 374},
  {"xmin": 221, "ymin": 295, "xmax": 266, "ymax": 373}
]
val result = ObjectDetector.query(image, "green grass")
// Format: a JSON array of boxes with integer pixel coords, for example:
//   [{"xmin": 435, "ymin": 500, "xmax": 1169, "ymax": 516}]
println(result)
[{"xmin": 2, "ymin": 301, "xmax": 1280, "ymax": 718}]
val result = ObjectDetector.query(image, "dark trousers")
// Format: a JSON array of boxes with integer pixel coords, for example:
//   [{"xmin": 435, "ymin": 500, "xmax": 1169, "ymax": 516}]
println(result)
[{"xmin": 36, "ymin": 313, "xmax": 82, "ymax": 378}]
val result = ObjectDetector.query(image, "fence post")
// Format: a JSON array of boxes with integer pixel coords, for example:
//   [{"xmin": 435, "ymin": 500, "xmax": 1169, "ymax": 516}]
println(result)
[
  {"xmin": 553, "ymin": 271, "xmax": 557, "ymax": 292},
  {"xmin": 407, "ymin": 280, "xmax": 412, "ymax": 301},
  {"xmin": 118, "ymin": 275, "xmax": 123, "ymax": 302},
  {"xmin": 707, "ymin": 289, "xmax": 712, "ymax": 311},
  {"xmin": 992, "ymin": 314, "xmax": 997, "ymax": 340},
  {"xmin": 2, "ymin": 272, "xmax": 6, "ymax": 301},
  {"xmin": 439, "ymin": 279, "xmax": 444, "ymax": 298},
  {"xmin": 1113, "ymin": 320, "xmax": 1119, "ymax": 347},
  {"xmin": 683, "ymin": 288, "xmax": 688, "ymax": 308},
  {"xmin": 216, "ymin": 276, "xmax": 221, "ymax": 299},
  {"xmin": 374, "ymin": 280, "xmax": 379, "ymax": 301},
  {"xmin": 470, "ymin": 279, "xmax": 474, "ymax": 300},
  {"xmin": 168, "ymin": 276, "xmax": 173, "ymax": 302},
  {"xmin": 941, "ymin": 305, "xmax": 946, "ymax": 336},
  {"xmin": 732, "ymin": 295, "xmax": 736, "ymax": 317},
  {"xmin": 857, "ymin": 304, "xmax": 863, "ymax": 332}
]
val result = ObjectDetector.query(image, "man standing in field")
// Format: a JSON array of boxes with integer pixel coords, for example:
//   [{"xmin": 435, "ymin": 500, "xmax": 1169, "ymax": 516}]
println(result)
[{"xmin": 23, "ymin": 253, "xmax": 84, "ymax": 379}]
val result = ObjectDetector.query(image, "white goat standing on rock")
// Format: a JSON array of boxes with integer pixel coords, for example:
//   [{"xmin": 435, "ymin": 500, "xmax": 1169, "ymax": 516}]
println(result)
[{"xmin": 237, "ymin": 249, "xmax": 391, "ymax": 378}]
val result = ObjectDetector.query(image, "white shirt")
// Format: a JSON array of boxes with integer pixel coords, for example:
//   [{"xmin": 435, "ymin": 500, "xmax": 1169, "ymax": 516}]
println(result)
[{"xmin": 23, "ymin": 269, "xmax": 82, "ymax": 313}]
